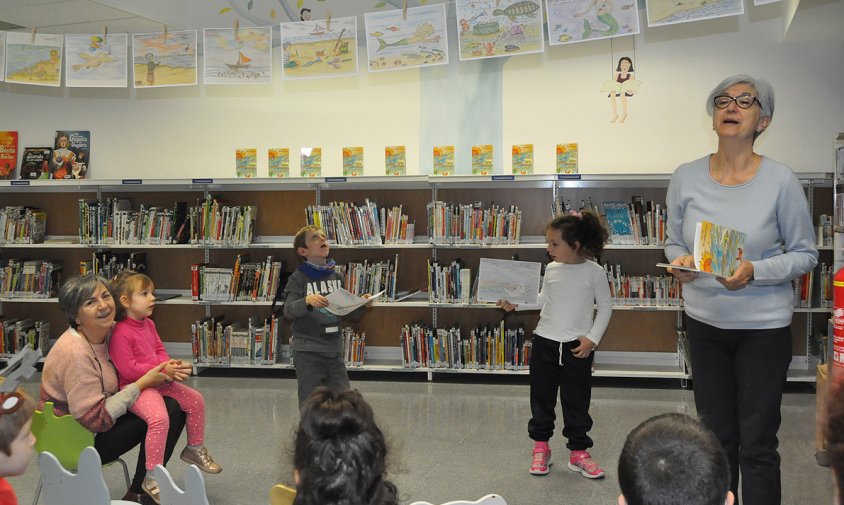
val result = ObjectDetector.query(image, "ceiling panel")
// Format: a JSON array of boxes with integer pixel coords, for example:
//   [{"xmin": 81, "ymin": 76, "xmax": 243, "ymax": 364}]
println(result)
[{"xmin": 0, "ymin": 0, "xmax": 134, "ymax": 28}]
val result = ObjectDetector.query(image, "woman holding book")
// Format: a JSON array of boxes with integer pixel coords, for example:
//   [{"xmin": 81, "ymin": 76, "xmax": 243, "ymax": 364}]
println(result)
[{"xmin": 664, "ymin": 75, "xmax": 817, "ymax": 505}]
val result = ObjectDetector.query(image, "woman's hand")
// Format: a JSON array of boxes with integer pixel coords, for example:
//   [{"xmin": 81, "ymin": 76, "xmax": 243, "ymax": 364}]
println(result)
[
  {"xmin": 668, "ymin": 255, "xmax": 699, "ymax": 283},
  {"xmin": 497, "ymin": 299, "xmax": 518, "ymax": 312},
  {"xmin": 164, "ymin": 359, "xmax": 192, "ymax": 382},
  {"xmin": 135, "ymin": 362, "xmax": 170, "ymax": 390},
  {"xmin": 718, "ymin": 260, "xmax": 754, "ymax": 291},
  {"xmin": 571, "ymin": 337, "xmax": 596, "ymax": 358},
  {"xmin": 306, "ymin": 293, "xmax": 328, "ymax": 308}
]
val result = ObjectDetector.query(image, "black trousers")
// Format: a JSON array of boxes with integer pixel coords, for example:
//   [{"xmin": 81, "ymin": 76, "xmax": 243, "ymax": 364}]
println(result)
[
  {"xmin": 686, "ymin": 317, "xmax": 792, "ymax": 505},
  {"xmin": 528, "ymin": 335, "xmax": 594, "ymax": 451},
  {"xmin": 94, "ymin": 396, "xmax": 187, "ymax": 494}
]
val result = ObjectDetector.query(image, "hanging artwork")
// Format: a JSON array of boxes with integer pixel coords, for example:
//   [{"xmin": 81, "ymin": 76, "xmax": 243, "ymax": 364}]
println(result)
[
  {"xmin": 4, "ymin": 32, "xmax": 63, "ymax": 87},
  {"xmin": 455, "ymin": 0, "xmax": 544, "ymax": 60},
  {"xmin": 364, "ymin": 4, "xmax": 449, "ymax": 72},
  {"xmin": 753, "ymin": 0, "xmax": 782, "ymax": 5},
  {"xmin": 280, "ymin": 16, "xmax": 358, "ymax": 80},
  {"xmin": 546, "ymin": 0, "xmax": 640, "ymax": 45},
  {"xmin": 0, "ymin": 31, "xmax": 5, "ymax": 82},
  {"xmin": 600, "ymin": 55, "xmax": 640, "ymax": 123},
  {"xmin": 132, "ymin": 30, "xmax": 198, "ymax": 88},
  {"xmin": 646, "ymin": 0, "xmax": 743, "ymax": 26},
  {"xmin": 65, "ymin": 33, "xmax": 129, "ymax": 88},
  {"xmin": 204, "ymin": 27, "xmax": 272, "ymax": 85}
]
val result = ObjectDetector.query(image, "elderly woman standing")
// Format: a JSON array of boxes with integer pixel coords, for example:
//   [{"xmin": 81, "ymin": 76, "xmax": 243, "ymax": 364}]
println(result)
[
  {"xmin": 665, "ymin": 75, "xmax": 817, "ymax": 505},
  {"xmin": 39, "ymin": 274, "xmax": 190, "ymax": 504}
]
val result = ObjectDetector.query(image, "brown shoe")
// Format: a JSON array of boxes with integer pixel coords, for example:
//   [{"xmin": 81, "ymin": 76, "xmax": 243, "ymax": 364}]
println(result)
[
  {"xmin": 180, "ymin": 446, "xmax": 222, "ymax": 474},
  {"xmin": 141, "ymin": 475, "xmax": 161, "ymax": 505}
]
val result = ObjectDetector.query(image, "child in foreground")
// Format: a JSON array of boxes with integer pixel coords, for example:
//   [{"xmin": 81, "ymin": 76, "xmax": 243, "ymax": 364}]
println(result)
[
  {"xmin": 0, "ymin": 389, "xmax": 37, "ymax": 505},
  {"xmin": 498, "ymin": 210, "xmax": 612, "ymax": 478}
]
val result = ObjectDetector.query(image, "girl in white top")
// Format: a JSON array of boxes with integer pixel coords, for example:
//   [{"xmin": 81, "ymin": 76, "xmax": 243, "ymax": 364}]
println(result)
[{"xmin": 499, "ymin": 210, "xmax": 612, "ymax": 479}]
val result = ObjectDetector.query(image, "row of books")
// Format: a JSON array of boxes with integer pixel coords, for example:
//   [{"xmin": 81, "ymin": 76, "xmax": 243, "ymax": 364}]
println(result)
[
  {"xmin": 336, "ymin": 256, "xmax": 398, "ymax": 302},
  {"xmin": 190, "ymin": 256, "xmax": 284, "ymax": 302},
  {"xmin": 78, "ymin": 198, "xmax": 187, "ymax": 245},
  {"xmin": 0, "ymin": 260, "xmax": 62, "ymax": 299},
  {"xmin": 816, "ymin": 213, "xmax": 833, "ymax": 247},
  {"xmin": 604, "ymin": 264, "xmax": 683, "ymax": 307},
  {"xmin": 400, "ymin": 321, "xmax": 531, "ymax": 370},
  {"xmin": 342, "ymin": 328, "xmax": 366, "ymax": 367},
  {"xmin": 189, "ymin": 195, "xmax": 256, "ymax": 246},
  {"xmin": 381, "ymin": 206, "xmax": 415, "ymax": 244},
  {"xmin": 0, "ymin": 318, "xmax": 50, "ymax": 356},
  {"xmin": 427, "ymin": 202, "xmax": 522, "ymax": 245},
  {"xmin": 602, "ymin": 199, "xmax": 667, "ymax": 246},
  {"xmin": 427, "ymin": 260, "xmax": 472, "ymax": 304},
  {"xmin": 0, "ymin": 206, "xmax": 47, "ymax": 244},
  {"xmin": 79, "ymin": 251, "xmax": 147, "ymax": 280},
  {"xmin": 191, "ymin": 315, "xmax": 279, "ymax": 365},
  {"xmin": 794, "ymin": 262, "xmax": 833, "ymax": 308},
  {"xmin": 306, "ymin": 200, "xmax": 382, "ymax": 245}
]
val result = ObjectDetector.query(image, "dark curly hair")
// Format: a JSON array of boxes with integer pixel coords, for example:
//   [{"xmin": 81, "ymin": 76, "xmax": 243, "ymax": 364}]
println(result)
[
  {"xmin": 547, "ymin": 210, "xmax": 608, "ymax": 257},
  {"xmin": 293, "ymin": 387, "xmax": 398, "ymax": 505}
]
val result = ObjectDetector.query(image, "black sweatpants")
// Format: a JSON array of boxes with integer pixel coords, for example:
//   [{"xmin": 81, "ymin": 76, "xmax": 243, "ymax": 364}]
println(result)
[
  {"xmin": 95, "ymin": 396, "xmax": 187, "ymax": 494},
  {"xmin": 528, "ymin": 335, "xmax": 594, "ymax": 451},
  {"xmin": 686, "ymin": 316, "xmax": 792, "ymax": 505}
]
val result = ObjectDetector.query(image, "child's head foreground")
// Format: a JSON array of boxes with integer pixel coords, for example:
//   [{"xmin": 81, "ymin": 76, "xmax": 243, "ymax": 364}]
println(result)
[
  {"xmin": 0, "ymin": 389, "xmax": 37, "ymax": 478},
  {"xmin": 293, "ymin": 387, "xmax": 397, "ymax": 505},
  {"xmin": 618, "ymin": 413, "xmax": 733, "ymax": 505},
  {"xmin": 546, "ymin": 211, "xmax": 608, "ymax": 262},
  {"xmin": 111, "ymin": 270, "xmax": 155, "ymax": 321},
  {"xmin": 294, "ymin": 225, "xmax": 329, "ymax": 264}
]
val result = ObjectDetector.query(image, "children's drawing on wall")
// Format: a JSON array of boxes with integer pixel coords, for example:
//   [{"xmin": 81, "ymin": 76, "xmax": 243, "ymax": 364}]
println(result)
[
  {"xmin": 132, "ymin": 30, "xmax": 197, "ymax": 88},
  {"xmin": 4, "ymin": 32, "xmax": 63, "ymax": 87},
  {"xmin": 546, "ymin": 0, "xmax": 640, "ymax": 45},
  {"xmin": 280, "ymin": 16, "xmax": 358, "ymax": 80},
  {"xmin": 203, "ymin": 27, "xmax": 272, "ymax": 85},
  {"xmin": 364, "ymin": 4, "xmax": 449, "ymax": 72},
  {"xmin": 645, "ymin": 0, "xmax": 743, "ymax": 26},
  {"xmin": 65, "ymin": 33, "xmax": 128, "ymax": 88},
  {"xmin": 600, "ymin": 56, "xmax": 640, "ymax": 123},
  {"xmin": 455, "ymin": 0, "xmax": 544, "ymax": 60}
]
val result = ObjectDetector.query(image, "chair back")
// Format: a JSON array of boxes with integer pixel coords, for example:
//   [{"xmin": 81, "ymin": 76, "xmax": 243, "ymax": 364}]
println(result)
[
  {"xmin": 409, "ymin": 494, "xmax": 508, "ymax": 505},
  {"xmin": 153, "ymin": 464, "xmax": 211, "ymax": 505},
  {"xmin": 31, "ymin": 402, "xmax": 95, "ymax": 470},
  {"xmin": 38, "ymin": 446, "xmax": 111, "ymax": 505},
  {"xmin": 269, "ymin": 483, "xmax": 296, "ymax": 505}
]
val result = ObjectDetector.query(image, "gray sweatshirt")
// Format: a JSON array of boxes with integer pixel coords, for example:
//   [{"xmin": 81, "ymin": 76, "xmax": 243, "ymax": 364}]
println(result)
[{"xmin": 665, "ymin": 155, "xmax": 818, "ymax": 330}]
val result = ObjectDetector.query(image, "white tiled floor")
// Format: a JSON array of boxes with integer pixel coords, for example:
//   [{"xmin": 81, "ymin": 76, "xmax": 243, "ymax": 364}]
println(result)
[{"xmin": 10, "ymin": 373, "xmax": 834, "ymax": 505}]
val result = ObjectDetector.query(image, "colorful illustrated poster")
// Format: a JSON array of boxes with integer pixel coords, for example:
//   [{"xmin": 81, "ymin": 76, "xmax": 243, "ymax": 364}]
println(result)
[
  {"xmin": 236, "ymin": 149, "xmax": 258, "ymax": 178},
  {"xmin": 455, "ymin": 0, "xmax": 544, "ymax": 61},
  {"xmin": 301, "ymin": 147, "xmax": 322, "ymax": 177},
  {"xmin": 433, "ymin": 145, "xmax": 455, "ymax": 176},
  {"xmin": 0, "ymin": 131, "xmax": 18, "ymax": 179},
  {"xmin": 646, "ymin": 0, "xmax": 742, "ymax": 26},
  {"xmin": 268, "ymin": 148, "xmax": 290, "ymax": 177},
  {"xmin": 204, "ymin": 27, "xmax": 272, "ymax": 85},
  {"xmin": 385, "ymin": 146, "xmax": 406, "ymax": 176},
  {"xmin": 52, "ymin": 131, "xmax": 89, "ymax": 179},
  {"xmin": 512, "ymin": 144, "xmax": 534, "ymax": 175},
  {"xmin": 343, "ymin": 146, "xmax": 364, "ymax": 176},
  {"xmin": 472, "ymin": 144, "xmax": 494, "ymax": 175},
  {"xmin": 694, "ymin": 221, "xmax": 746, "ymax": 278},
  {"xmin": 0, "ymin": 31, "xmax": 5, "ymax": 82},
  {"xmin": 556, "ymin": 143, "xmax": 579, "ymax": 174},
  {"xmin": 4, "ymin": 32, "xmax": 63, "ymax": 87},
  {"xmin": 546, "ymin": 0, "xmax": 640, "ymax": 45},
  {"xmin": 364, "ymin": 4, "xmax": 449, "ymax": 72},
  {"xmin": 65, "ymin": 33, "xmax": 128, "ymax": 88},
  {"xmin": 132, "ymin": 30, "xmax": 198, "ymax": 88},
  {"xmin": 280, "ymin": 17, "xmax": 358, "ymax": 80}
]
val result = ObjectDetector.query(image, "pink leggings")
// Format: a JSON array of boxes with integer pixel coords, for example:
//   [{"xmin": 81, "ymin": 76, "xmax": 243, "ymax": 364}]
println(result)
[{"xmin": 130, "ymin": 381, "xmax": 205, "ymax": 470}]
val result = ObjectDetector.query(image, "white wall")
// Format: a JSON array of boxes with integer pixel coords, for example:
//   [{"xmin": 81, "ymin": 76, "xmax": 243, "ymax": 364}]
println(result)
[{"xmin": 0, "ymin": 1, "xmax": 842, "ymax": 179}]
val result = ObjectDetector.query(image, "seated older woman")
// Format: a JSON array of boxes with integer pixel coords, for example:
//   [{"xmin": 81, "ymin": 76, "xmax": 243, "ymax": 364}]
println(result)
[{"xmin": 39, "ymin": 274, "xmax": 191, "ymax": 504}]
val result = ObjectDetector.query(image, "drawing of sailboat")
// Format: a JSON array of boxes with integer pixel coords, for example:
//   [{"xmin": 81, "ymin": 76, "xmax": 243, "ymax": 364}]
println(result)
[
  {"xmin": 226, "ymin": 51, "xmax": 252, "ymax": 70},
  {"xmin": 311, "ymin": 23, "xmax": 326, "ymax": 36}
]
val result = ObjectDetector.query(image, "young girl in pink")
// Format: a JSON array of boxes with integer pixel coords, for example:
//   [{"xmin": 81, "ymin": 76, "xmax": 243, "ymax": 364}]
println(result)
[{"xmin": 109, "ymin": 271, "xmax": 221, "ymax": 503}]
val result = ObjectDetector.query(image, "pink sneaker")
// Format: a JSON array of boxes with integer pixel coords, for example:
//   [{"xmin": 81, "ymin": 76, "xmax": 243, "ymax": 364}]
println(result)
[
  {"xmin": 529, "ymin": 442, "xmax": 552, "ymax": 475},
  {"xmin": 567, "ymin": 450, "xmax": 605, "ymax": 479}
]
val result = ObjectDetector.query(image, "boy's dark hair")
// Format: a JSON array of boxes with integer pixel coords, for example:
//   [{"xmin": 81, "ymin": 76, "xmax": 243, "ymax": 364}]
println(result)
[
  {"xmin": 547, "ymin": 211, "xmax": 608, "ymax": 256},
  {"xmin": 0, "ymin": 389, "xmax": 35, "ymax": 456},
  {"xmin": 293, "ymin": 387, "xmax": 398, "ymax": 505},
  {"xmin": 293, "ymin": 225, "xmax": 323, "ymax": 262},
  {"xmin": 618, "ymin": 413, "xmax": 730, "ymax": 505},
  {"xmin": 827, "ymin": 383, "xmax": 844, "ymax": 502}
]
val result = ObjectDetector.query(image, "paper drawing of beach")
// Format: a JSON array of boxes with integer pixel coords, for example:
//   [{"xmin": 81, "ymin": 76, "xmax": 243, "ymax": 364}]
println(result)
[
  {"xmin": 646, "ymin": 0, "xmax": 743, "ymax": 26},
  {"xmin": 455, "ymin": 0, "xmax": 544, "ymax": 61},
  {"xmin": 4, "ymin": 32, "xmax": 63, "ymax": 87},
  {"xmin": 546, "ymin": 0, "xmax": 640, "ymax": 45},
  {"xmin": 364, "ymin": 4, "xmax": 449, "ymax": 72},
  {"xmin": 65, "ymin": 33, "xmax": 128, "ymax": 88},
  {"xmin": 281, "ymin": 16, "xmax": 358, "ymax": 80},
  {"xmin": 204, "ymin": 27, "xmax": 272, "ymax": 85},
  {"xmin": 132, "ymin": 30, "xmax": 197, "ymax": 88}
]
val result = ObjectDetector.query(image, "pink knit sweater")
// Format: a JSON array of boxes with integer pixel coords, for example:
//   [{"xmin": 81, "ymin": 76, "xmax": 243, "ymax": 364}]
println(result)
[{"xmin": 109, "ymin": 317, "xmax": 170, "ymax": 389}]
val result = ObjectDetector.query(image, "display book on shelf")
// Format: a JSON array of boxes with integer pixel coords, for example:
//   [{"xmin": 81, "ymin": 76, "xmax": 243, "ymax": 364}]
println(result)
[{"xmin": 0, "ymin": 174, "xmax": 833, "ymax": 380}]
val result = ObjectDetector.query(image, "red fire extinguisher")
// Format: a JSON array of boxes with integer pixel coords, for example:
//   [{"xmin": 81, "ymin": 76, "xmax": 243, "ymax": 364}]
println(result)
[{"xmin": 832, "ymin": 268, "xmax": 844, "ymax": 387}]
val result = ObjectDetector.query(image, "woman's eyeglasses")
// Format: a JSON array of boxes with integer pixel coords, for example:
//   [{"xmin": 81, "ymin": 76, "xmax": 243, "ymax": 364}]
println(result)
[
  {"xmin": 0, "ymin": 392, "xmax": 24, "ymax": 415},
  {"xmin": 713, "ymin": 94, "xmax": 758, "ymax": 109}
]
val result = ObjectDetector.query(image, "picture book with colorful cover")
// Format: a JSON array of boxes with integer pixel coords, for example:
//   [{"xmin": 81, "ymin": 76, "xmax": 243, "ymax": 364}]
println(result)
[
  {"xmin": 300, "ymin": 147, "xmax": 321, "ymax": 177},
  {"xmin": 19, "ymin": 147, "xmax": 52, "ymax": 180},
  {"xmin": 268, "ymin": 148, "xmax": 289, "ymax": 177},
  {"xmin": 512, "ymin": 144, "xmax": 533, "ymax": 175},
  {"xmin": 656, "ymin": 220, "xmax": 746, "ymax": 278},
  {"xmin": 51, "ymin": 130, "xmax": 89, "ymax": 179},
  {"xmin": 385, "ymin": 145, "xmax": 406, "ymax": 176},
  {"xmin": 556, "ymin": 143, "xmax": 578, "ymax": 174},
  {"xmin": 235, "ymin": 148, "xmax": 257, "ymax": 178},
  {"xmin": 0, "ymin": 131, "xmax": 18, "ymax": 179},
  {"xmin": 433, "ymin": 145, "xmax": 454, "ymax": 176},
  {"xmin": 471, "ymin": 144, "xmax": 493, "ymax": 175},
  {"xmin": 342, "ymin": 146, "xmax": 364, "ymax": 177}
]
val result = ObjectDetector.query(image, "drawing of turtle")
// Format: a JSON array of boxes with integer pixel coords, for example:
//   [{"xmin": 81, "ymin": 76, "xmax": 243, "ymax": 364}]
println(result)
[{"xmin": 492, "ymin": 1, "xmax": 540, "ymax": 22}]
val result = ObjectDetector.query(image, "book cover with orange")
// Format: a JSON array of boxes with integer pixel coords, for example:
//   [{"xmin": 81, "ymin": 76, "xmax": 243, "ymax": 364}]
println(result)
[{"xmin": 0, "ymin": 131, "xmax": 18, "ymax": 179}]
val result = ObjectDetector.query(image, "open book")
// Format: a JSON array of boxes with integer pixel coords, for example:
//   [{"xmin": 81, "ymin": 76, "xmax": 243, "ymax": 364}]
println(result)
[
  {"xmin": 657, "ymin": 221, "xmax": 746, "ymax": 278},
  {"xmin": 601, "ymin": 79, "xmax": 641, "ymax": 94},
  {"xmin": 325, "ymin": 288, "xmax": 384, "ymax": 316}
]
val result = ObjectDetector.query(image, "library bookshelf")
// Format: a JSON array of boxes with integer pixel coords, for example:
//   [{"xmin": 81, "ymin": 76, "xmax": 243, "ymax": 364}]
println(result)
[{"xmin": 0, "ymin": 173, "xmax": 832, "ymax": 383}]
